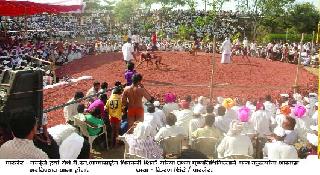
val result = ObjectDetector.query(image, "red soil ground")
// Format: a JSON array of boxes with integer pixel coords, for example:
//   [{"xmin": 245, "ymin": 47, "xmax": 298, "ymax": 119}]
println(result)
[{"xmin": 44, "ymin": 52, "xmax": 318, "ymax": 127}]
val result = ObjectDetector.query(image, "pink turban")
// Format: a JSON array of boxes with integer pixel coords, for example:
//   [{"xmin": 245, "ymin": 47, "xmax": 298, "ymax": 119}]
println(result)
[
  {"xmin": 237, "ymin": 107, "xmax": 250, "ymax": 122},
  {"xmin": 294, "ymin": 105, "xmax": 306, "ymax": 118},
  {"xmin": 164, "ymin": 92, "xmax": 176, "ymax": 103},
  {"xmin": 223, "ymin": 98, "xmax": 235, "ymax": 109}
]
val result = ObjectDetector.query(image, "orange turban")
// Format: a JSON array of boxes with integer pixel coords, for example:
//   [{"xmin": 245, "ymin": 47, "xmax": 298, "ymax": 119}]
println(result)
[
  {"xmin": 223, "ymin": 98, "xmax": 235, "ymax": 109},
  {"xmin": 280, "ymin": 105, "xmax": 291, "ymax": 116}
]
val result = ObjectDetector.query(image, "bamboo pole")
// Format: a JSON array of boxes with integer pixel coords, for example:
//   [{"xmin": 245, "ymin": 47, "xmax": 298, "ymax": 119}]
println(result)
[
  {"xmin": 209, "ymin": 36, "xmax": 216, "ymax": 102},
  {"xmin": 293, "ymin": 33, "xmax": 304, "ymax": 93}
]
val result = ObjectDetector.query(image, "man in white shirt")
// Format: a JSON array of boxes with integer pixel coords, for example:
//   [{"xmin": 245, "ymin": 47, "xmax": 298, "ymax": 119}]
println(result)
[
  {"xmin": 221, "ymin": 37, "xmax": 232, "ymax": 64},
  {"xmin": 153, "ymin": 101, "xmax": 166, "ymax": 127},
  {"xmin": 193, "ymin": 96, "xmax": 207, "ymax": 114},
  {"xmin": 188, "ymin": 113, "xmax": 205, "ymax": 142},
  {"xmin": 263, "ymin": 127, "xmax": 298, "ymax": 159},
  {"xmin": 250, "ymin": 104, "xmax": 272, "ymax": 137},
  {"xmin": 217, "ymin": 121, "xmax": 253, "ymax": 158},
  {"xmin": 172, "ymin": 101, "xmax": 194, "ymax": 136},
  {"xmin": 131, "ymin": 33, "xmax": 140, "ymax": 52},
  {"xmin": 143, "ymin": 102, "xmax": 162, "ymax": 137},
  {"xmin": 63, "ymin": 91, "xmax": 85, "ymax": 125},
  {"xmin": 263, "ymin": 95, "xmax": 276, "ymax": 123},
  {"xmin": 215, "ymin": 106, "xmax": 232, "ymax": 133},
  {"xmin": 122, "ymin": 38, "xmax": 135, "ymax": 64},
  {"xmin": 282, "ymin": 116, "xmax": 298, "ymax": 145},
  {"xmin": 154, "ymin": 113, "xmax": 185, "ymax": 142}
]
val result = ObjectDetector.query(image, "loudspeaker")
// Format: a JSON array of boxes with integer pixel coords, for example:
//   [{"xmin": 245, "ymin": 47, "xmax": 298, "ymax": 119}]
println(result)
[{"xmin": 0, "ymin": 69, "xmax": 43, "ymax": 124}]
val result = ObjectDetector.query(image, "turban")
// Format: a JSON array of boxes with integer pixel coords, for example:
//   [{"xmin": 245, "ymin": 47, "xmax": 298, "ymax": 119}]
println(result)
[
  {"xmin": 280, "ymin": 105, "xmax": 291, "ymax": 116},
  {"xmin": 223, "ymin": 98, "xmax": 234, "ymax": 109},
  {"xmin": 164, "ymin": 92, "xmax": 176, "ymax": 103},
  {"xmin": 237, "ymin": 107, "xmax": 250, "ymax": 122},
  {"xmin": 274, "ymin": 127, "xmax": 286, "ymax": 137},
  {"xmin": 293, "ymin": 105, "xmax": 306, "ymax": 118}
]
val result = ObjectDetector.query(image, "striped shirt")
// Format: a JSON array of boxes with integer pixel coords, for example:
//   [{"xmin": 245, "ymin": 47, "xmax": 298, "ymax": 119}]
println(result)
[{"xmin": 0, "ymin": 138, "xmax": 48, "ymax": 159}]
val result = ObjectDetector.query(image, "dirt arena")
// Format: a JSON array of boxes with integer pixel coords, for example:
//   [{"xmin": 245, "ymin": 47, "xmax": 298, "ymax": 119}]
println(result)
[{"xmin": 44, "ymin": 52, "xmax": 318, "ymax": 127}]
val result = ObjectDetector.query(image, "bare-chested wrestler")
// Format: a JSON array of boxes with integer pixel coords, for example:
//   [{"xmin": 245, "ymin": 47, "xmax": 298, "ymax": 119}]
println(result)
[{"xmin": 122, "ymin": 74, "xmax": 154, "ymax": 129}]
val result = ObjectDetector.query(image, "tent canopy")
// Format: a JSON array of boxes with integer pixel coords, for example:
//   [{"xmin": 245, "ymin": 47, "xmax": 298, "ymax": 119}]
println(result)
[{"xmin": 0, "ymin": 0, "xmax": 84, "ymax": 16}]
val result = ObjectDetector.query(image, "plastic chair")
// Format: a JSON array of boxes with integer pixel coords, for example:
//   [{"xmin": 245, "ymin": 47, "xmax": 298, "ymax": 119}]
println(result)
[
  {"xmin": 223, "ymin": 154, "xmax": 253, "ymax": 159},
  {"xmin": 75, "ymin": 118, "xmax": 108, "ymax": 152},
  {"xmin": 192, "ymin": 137, "xmax": 219, "ymax": 159},
  {"xmin": 159, "ymin": 134, "xmax": 185, "ymax": 158}
]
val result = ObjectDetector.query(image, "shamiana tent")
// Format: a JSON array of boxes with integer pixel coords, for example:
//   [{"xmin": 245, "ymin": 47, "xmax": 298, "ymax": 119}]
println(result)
[{"xmin": 0, "ymin": 0, "xmax": 84, "ymax": 16}]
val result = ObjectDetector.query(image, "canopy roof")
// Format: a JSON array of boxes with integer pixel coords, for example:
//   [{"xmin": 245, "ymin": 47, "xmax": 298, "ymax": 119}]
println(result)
[{"xmin": 0, "ymin": 0, "xmax": 84, "ymax": 16}]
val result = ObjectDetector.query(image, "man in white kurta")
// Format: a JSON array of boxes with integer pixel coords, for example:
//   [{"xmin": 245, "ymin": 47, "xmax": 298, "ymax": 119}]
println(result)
[{"xmin": 221, "ymin": 37, "xmax": 232, "ymax": 64}]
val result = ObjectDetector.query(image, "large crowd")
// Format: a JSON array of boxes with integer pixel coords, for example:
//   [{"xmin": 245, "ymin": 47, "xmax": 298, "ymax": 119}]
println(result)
[{"xmin": 0, "ymin": 10, "xmax": 319, "ymax": 159}]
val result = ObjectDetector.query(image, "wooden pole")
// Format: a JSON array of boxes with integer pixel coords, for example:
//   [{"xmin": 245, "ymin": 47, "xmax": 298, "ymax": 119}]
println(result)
[
  {"xmin": 209, "ymin": 36, "xmax": 216, "ymax": 102},
  {"xmin": 293, "ymin": 33, "xmax": 304, "ymax": 93}
]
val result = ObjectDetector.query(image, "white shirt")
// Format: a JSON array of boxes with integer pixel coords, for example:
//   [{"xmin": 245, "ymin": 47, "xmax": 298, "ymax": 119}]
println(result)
[
  {"xmin": 154, "ymin": 125, "xmax": 185, "ymax": 142},
  {"xmin": 217, "ymin": 134, "xmax": 253, "ymax": 158},
  {"xmin": 162, "ymin": 103, "xmax": 180, "ymax": 117},
  {"xmin": 215, "ymin": 115, "xmax": 233, "ymax": 133},
  {"xmin": 173, "ymin": 109, "xmax": 194, "ymax": 136},
  {"xmin": 193, "ymin": 103, "xmax": 206, "ymax": 114},
  {"xmin": 295, "ymin": 117, "xmax": 312, "ymax": 141},
  {"xmin": 143, "ymin": 112, "xmax": 162, "ymax": 137},
  {"xmin": 189, "ymin": 117, "xmax": 205, "ymax": 140},
  {"xmin": 59, "ymin": 133, "xmax": 84, "ymax": 159},
  {"xmin": 263, "ymin": 101, "xmax": 276, "ymax": 118},
  {"xmin": 63, "ymin": 98, "xmax": 79, "ymax": 122},
  {"xmin": 154, "ymin": 108, "xmax": 166, "ymax": 127},
  {"xmin": 263, "ymin": 141, "xmax": 298, "ymax": 159},
  {"xmin": 250, "ymin": 110, "xmax": 272, "ymax": 136},
  {"xmin": 122, "ymin": 42, "xmax": 134, "ymax": 61},
  {"xmin": 221, "ymin": 39, "xmax": 232, "ymax": 54},
  {"xmin": 284, "ymin": 129, "xmax": 298, "ymax": 145}
]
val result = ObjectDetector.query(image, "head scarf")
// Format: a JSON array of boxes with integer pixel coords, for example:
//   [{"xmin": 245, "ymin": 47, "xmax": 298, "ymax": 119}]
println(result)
[
  {"xmin": 294, "ymin": 105, "xmax": 306, "ymax": 118},
  {"xmin": 223, "ymin": 98, "xmax": 235, "ymax": 109},
  {"xmin": 280, "ymin": 105, "xmax": 291, "ymax": 116},
  {"xmin": 237, "ymin": 106, "xmax": 250, "ymax": 122},
  {"xmin": 164, "ymin": 92, "xmax": 176, "ymax": 103}
]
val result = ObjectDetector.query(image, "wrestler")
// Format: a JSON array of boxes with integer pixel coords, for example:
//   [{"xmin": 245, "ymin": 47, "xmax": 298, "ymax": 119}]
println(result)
[{"xmin": 122, "ymin": 74, "xmax": 154, "ymax": 129}]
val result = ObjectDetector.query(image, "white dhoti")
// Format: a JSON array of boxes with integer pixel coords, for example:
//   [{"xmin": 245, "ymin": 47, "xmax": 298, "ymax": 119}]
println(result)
[{"xmin": 221, "ymin": 53, "xmax": 231, "ymax": 64}]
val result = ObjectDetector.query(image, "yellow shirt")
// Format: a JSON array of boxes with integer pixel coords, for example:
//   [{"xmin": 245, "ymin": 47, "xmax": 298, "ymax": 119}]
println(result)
[
  {"xmin": 192, "ymin": 126, "xmax": 223, "ymax": 140},
  {"xmin": 105, "ymin": 94, "xmax": 123, "ymax": 119}
]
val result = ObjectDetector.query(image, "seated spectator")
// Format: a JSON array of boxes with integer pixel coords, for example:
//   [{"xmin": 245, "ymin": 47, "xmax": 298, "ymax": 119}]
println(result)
[
  {"xmin": 85, "ymin": 108, "xmax": 104, "ymax": 137},
  {"xmin": 217, "ymin": 121, "xmax": 254, "ymax": 158},
  {"xmin": 63, "ymin": 91, "xmax": 84, "ymax": 125},
  {"xmin": 143, "ymin": 102, "xmax": 162, "ymax": 137},
  {"xmin": 237, "ymin": 106, "xmax": 255, "ymax": 135},
  {"xmin": 86, "ymin": 81, "xmax": 101, "ymax": 100},
  {"xmin": 98, "ymin": 82, "xmax": 109, "ymax": 94},
  {"xmin": 0, "ymin": 112, "xmax": 48, "ymax": 159},
  {"xmin": 188, "ymin": 113, "xmax": 205, "ymax": 141},
  {"xmin": 250, "ymin": 102, "xmax": 272, "ymax": 137},
  {"xmin": 155, "ymin": 113, "xmax": 185, "ymax": 142},
  {"xmin": 263, "ymin": 127, "xmax": 298, "ymax": 159},
  {"xmin": 215, "ymin": 106, "xmax": 232, "ymax": 133},
  {"xmin": 73, "ymin": 103, "xmax": 86, "ymax": 121},
  {"xmin": 192, "ymin": 114, "xmax": 223, "ymax": 140},
  {"xmin": 193, "ymin": 96, "xmax": 207, "ymax": 114},
  {"xmin": 88, "ymin": 94, "xmax": 108, "ymax": 120},
  {"xmin": 124, "ymin": 122, "xmax": 163, "ymax": 159},
  {"xmin": 162, "ymin": 92, "xmax": 179, "ymax": 117},
  {"xmin": 282, "ymin": 116, "xmax": 298, "ymax": 145},
  {"xmin": 173, "ymin": 100, "xmax": 194, "ymax": 136},
  {"xmin": 153, "ymin": 101, "xmax": 166, "ymax": 127},
  {"xmin": 33, "ymin": 113, "xmax": 60, "ymax": 159}
]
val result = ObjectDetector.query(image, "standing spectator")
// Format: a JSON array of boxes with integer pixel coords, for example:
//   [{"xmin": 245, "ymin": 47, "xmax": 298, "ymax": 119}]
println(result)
[
  {"xmin": 124, "ymin": 62, "xmax": 136, "ymax": 86},
  {"xmin": 105, "ymin": 86, "xmax": 123, "ymax": 147},
  {"xmin": 221, "ymin": 37, "xmax": 232, "ymax": 64},
  {"xmin": 122, "ymin": 74, "xmax": 153, "ymax": 129},
  {"xmin": 122, "ymin": 38, "xmax": 135, "ymax": 64}
]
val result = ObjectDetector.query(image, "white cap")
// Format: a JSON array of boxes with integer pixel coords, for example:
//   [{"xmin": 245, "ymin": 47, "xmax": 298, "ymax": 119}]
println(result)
[
  {"xmin": 315, "ymin": 102, "xmax": 318, "ymax": 107},
  {"xmin": 274, "ymin": 127, "xmax": 286, "ymax": 137},
  {"xmin": 280, "ymin": 94, "xmax": 289, "ymax": 98},
  {"xmin": 307, "ymin": 133, "xmax": 318, "ymax": 146},
  {"xmin": 153, "ymin": 101, "xmax": 160, "ymax": 107}
]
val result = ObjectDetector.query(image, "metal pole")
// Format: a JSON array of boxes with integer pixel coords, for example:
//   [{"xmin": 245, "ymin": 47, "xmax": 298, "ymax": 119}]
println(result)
[{"xmin": 311, "ymin": 30, "xmax": 315, "ymax": 55}]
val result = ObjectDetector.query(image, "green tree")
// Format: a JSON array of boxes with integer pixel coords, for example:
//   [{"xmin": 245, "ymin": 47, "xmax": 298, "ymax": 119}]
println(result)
[
  {"xmin": 287, "ymin": 3, "xmax": 320, "ymax": 34},
  {"xmin": 113, "ymin": 0, "xmax": 141, "ymax": 24}
]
